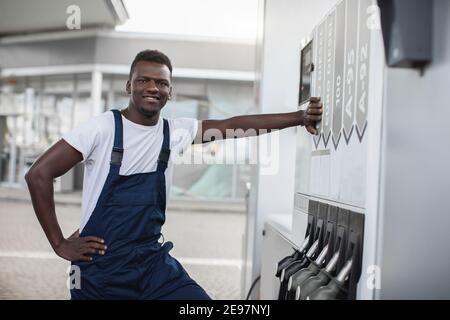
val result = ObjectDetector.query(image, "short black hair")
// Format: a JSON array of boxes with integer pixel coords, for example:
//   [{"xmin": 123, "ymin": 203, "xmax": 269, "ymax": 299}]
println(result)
[{"xmin": 129, "ymin": 50, "xmax": 173, "ymax": 80}]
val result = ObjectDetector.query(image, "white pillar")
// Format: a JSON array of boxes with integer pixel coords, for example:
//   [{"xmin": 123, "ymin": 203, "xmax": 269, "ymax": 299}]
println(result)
[
  {"xmin": 91, "ymin": 70, "xmax": 103, "ymax": 116},
  {"xmin": 24, "ymin": 88, "xmax": 35, "ymax": 147},
  {"xmin": 71, "ymin": 74, "xmax": 78, "ymax": 130},
  {"xmin": 8, "ymin": 116, "xmax": 17, "ymax": 185},
  {"xmin": 107, "ymin": 77, "xmax": 115, "ymax": 109}
]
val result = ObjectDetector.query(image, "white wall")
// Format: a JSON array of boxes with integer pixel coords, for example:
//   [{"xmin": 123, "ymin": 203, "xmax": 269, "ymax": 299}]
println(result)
[{"xmin": 376, "ymin": 0, "xmax": 450, "ymax": 299}]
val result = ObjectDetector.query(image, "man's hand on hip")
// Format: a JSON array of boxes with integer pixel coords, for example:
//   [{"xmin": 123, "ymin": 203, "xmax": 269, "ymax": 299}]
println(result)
[{"xmin": 55, "ymin": 229, "xmax": 107, "ymax": 262}]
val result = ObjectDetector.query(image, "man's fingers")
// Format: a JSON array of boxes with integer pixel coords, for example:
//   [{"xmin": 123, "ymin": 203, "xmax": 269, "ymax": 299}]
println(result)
[
  {"xmin": 85, "ymin": 242, "xmax": 107, "ymax": 251},
  {"xmin": 82, "ymin": 248, "xmax": 97, "ymax": 255},
  {"xmin": 306, "ymin": 126, "xmax": 317, "ymax": 135},
  {"xmin": 309, "ymin": 97, "xmax": 321, "ymax": 103},
  {"xmin": 307, "ymin": 108, "xmax": 323, "ymax": 115},
  {"xmin": 307, "ymin": 115, "xmax": 322, "ymax": 122},
  {"xmin": 80, "ymin": 246, "xmax": 105, "ymax": 257},
  {"xmin": 308, "ymin": 102, "xmax": 323, "ymax": 109},
  {"xmin": 80, "ymin": 242, "xmax": 107, "ymax": 255},
  {"xmin": 83, "ymin": 236, "xmax": 105, "ymax": 244},
  {"xmin": 79, "ymin": 255, "xmax": 93, "ymax": 262}
]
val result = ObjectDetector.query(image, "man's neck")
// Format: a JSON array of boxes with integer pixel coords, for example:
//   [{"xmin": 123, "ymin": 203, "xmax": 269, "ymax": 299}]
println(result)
[{"xmin": 122, "ymin": 105, "xmax": 159, "ymax": 126}]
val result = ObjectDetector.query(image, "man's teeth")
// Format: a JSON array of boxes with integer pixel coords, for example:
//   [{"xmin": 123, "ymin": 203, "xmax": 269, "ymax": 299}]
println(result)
[{"xmin": 144, "ymin": 97, "xmax": 158, "ymax": 102}]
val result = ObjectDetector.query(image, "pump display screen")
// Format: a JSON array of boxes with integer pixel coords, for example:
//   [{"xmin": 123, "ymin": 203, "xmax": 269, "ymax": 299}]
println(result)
[{"xmin": 299, "ymin": 41, "xmax": 313, "ymax": 106}]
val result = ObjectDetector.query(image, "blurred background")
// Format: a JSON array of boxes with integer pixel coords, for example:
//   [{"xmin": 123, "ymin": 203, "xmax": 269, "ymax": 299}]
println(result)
[{"xmin": 0, "ymin": 0, "xmax": 261, "ymax": 300}]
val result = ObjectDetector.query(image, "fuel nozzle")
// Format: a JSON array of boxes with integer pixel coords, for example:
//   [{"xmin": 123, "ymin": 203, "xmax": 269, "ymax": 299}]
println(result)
[
  {"xmin": 276, "ymin": 235, "xmax": 310, "ymax": 278},
  {"xmin": 278, "ymin": 239, "xmax": 319, "ymax": 300},
  {"xmin": 294, "ymin": 249, "xmax": 340, "ymax": 300},
  {"xmin": 286, "ymin": 243, "xmax": 329, "ymax": 299},
  {"xmin": 307, "ymin": 259, "xmax": 353, "ymax": 300}
]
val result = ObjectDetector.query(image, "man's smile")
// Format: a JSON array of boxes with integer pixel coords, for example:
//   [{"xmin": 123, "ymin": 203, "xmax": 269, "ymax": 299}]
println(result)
[{"xmin": 142, "ymin": 95, "xmax": 161, "ymax": 103}]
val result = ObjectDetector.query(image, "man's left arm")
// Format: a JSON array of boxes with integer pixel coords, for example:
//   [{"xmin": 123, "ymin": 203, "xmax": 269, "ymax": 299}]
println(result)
[{"xmin": 195, "ymin": 97, "xmax": 322, "ymax": 144}]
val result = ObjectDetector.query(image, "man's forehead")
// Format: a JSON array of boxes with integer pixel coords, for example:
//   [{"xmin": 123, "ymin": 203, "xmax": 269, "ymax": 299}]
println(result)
[{"xmin": 133, "ymin": 61, "xmax": 171, "ymax": 78}]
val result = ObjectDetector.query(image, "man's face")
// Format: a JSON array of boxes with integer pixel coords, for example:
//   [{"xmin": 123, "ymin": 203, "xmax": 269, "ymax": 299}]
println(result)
[{"xmin": 126, "ymin": 61, "xmax": 172, "ymax": 117}]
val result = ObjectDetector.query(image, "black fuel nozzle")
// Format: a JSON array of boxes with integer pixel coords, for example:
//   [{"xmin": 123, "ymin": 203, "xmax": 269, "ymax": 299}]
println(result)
[
  {"xmin": 275, "ymin": 235, "xmax": 310, "ymax": 278},
  {"xmin": 277, "ymin": 238, "xmax": 319, "ymax": 300},
  {"xmin": 286, "ymin": 243, "xmax": 330, "ymax": 300},
  {"xmin": 307, "ymin": 259, "xmax": 353, "ymax": 300},
  {"xmin": 295, "ymin": 249, "xmax": 340, "ymax": 300}
]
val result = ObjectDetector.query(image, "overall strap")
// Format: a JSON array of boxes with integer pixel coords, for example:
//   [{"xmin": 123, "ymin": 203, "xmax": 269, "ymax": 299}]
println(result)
[
  {"xmin": 110, "ymin": 110, "xmax": 124, "ymax": 172},
  {"xmin": 157, "ymin": 119, "xmax": 171, "ymax": 172}
]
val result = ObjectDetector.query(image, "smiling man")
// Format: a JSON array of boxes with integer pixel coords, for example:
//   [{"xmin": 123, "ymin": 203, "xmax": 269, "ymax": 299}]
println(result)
[{"xmin": 25, "ymin": 49, "xmax": 322, "ymax": 300}]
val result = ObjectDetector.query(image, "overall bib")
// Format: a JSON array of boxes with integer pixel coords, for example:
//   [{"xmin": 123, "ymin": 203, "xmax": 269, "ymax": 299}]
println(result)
[{"xmin": 71, "ymin": 109, "xmax": 211, "ymax": 300}]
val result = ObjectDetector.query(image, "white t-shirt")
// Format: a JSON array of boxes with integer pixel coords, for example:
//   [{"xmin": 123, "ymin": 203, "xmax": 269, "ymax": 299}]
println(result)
[{"xmin": 62, "ymin": 111, "xmax": 198, "ymax": 233}]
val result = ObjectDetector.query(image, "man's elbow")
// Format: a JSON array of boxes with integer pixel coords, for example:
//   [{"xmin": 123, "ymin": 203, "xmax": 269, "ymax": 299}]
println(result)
[
  {"xmin": 25, "ymin": 166, "xmax": 49, "ymax": 186},
  {"xmin": 24, "ymin": 167, "xmax": 37, "ymax": 186}
]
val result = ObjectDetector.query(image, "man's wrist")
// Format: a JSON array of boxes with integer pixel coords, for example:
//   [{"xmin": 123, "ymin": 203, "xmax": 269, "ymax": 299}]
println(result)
[
  {"xmin": 297, "ymin": 110, "xmax": 306, "ymax": 127},
  {"xmin": 51, "ymin": 234, "xmax": 66, "ymax": 252}
]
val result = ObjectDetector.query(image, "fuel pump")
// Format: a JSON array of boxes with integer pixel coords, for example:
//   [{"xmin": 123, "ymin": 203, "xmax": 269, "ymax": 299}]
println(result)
[{"xmin": 286, "ymin": 205, "xmax": 338, "ymax": 300}]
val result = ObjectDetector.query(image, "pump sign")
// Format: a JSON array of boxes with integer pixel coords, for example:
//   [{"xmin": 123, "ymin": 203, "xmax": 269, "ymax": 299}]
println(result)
[{"xmin": 303, "ymin": 0, "xmax": 373, "ymax": 150}]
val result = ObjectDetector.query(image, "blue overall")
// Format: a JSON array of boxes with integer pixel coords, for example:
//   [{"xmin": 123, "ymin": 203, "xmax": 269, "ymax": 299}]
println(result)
[{"xmin": 71, "ymin": 109, "xmax": 211, "ymax": 300}]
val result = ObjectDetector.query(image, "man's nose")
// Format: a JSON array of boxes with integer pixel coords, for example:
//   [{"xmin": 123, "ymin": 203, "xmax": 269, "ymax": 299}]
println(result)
[{"xmin": 145, "ymin": 80, "xmax": 159, "ymax": 92}]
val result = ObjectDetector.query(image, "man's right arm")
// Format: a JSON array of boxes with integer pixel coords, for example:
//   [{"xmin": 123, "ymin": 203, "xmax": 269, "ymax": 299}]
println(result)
[{"xmin": 25, "ymin": 139, "xmax": 106, "ymax": 262}]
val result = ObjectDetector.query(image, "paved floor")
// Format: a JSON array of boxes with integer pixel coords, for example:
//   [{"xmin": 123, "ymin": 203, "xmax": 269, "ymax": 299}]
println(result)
[{"xmin": 0, "ymin": 192, "xmax": 247, "ymax": 300}]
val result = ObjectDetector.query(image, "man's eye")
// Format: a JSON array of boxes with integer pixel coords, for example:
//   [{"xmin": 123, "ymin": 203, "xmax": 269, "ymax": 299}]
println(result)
[{"xmin": 138, "ymin": 79, "xmax": 147, "ymax": 83}]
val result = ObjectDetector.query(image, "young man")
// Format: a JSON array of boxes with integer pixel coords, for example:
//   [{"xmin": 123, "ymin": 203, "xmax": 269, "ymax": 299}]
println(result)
[{"xmin": 25, "ymin": 50, "xmax": 322, "ymax": 300}]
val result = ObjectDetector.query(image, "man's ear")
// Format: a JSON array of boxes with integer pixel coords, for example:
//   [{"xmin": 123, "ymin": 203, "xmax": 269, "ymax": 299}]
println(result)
[
  {"xmin": 126, "ymin": 80, "xmax": 131, "ymax": 95},
  {"xmin": 168, "ymin": 86, "xmax": 173, "ymax": 100}
]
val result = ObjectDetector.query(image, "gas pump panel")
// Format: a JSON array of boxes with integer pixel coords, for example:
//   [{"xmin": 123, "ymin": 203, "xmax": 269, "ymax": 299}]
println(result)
[
  {"xmin": 263, "ymin": 0, "xmax": 449, "ymax": 300},
  {"xmin": 291, "ymin": 0, "xmax": 384, "ymax": 299},
  {"xmin": 297, "ymin": 0, "xmax": 380, "ymax": 207}
]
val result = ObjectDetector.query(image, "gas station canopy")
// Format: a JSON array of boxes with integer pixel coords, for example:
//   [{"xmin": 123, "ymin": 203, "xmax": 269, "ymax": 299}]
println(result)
[{"xmin": 0, "ymin": 0, "xmax": 128, "ymax": 36}]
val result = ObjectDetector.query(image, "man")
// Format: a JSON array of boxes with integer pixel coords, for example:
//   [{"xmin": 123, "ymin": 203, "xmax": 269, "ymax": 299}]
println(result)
[{"xmin": 25, "ymin": 50, "xmax": 322, "ymax": 300}]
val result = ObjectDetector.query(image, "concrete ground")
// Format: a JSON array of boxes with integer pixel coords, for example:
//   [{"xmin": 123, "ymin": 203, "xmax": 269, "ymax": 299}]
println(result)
[{"xmin": 0, "ymin": 187, "xmax": 247, "ymax": 300}]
